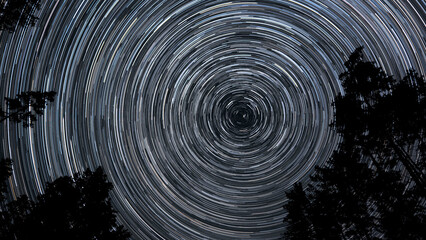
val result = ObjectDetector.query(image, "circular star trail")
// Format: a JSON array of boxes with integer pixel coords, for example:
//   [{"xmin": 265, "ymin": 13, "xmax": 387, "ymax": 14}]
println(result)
[{"xmin": 1, "ymin": 1, "xmax": 425, "ymax": 239}]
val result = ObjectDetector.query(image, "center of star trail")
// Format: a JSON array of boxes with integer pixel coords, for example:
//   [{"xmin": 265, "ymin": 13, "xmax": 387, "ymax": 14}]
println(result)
[{"xmin": 229, "ymin": 105, "xmax": 254, "ymax": 128}]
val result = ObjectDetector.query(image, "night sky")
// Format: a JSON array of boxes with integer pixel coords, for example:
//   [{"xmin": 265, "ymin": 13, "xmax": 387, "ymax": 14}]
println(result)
[{"xmin": 0, "ymin": 0, "xmax": 425, "ymax": 239}]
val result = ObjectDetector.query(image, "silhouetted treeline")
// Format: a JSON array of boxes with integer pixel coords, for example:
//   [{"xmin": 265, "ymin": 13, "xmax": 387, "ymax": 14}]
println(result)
[
  {"xmin": 0, "ymin": 159, "xmax": 131, "ymax": 240},
  {"xmin": 283, "ymin": 47, "xmax": 426, "ymax": 240}
]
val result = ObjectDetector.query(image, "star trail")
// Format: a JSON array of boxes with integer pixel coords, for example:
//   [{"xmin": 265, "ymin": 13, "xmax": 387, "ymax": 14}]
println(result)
[{"xmin": 0, "ymin": 0, "xmax": 425, "ymax": 239}]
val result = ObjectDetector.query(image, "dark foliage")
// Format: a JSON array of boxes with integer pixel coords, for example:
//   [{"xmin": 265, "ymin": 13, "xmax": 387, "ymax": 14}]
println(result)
[
  {"xmin": 0, "ymin": 158, "xmax": 12, "ymax": 203},
  {"xmin": 0, "ymin": 165, "xmax": 131, "ymax": 240},
  {"xmin": 283, "ymin": 48, "xmax": 426, "ymax": 239},
  {"xmin": 334, "ymin": 47, "xmax": 426, "ymax": 189},
  {"xmin": 283, "ymin": 183, "xmax": 313, "ymax": 240},
  {"xmin": 0, "ymin": 0, "xmax": 40, "ymax": 32},
  {"xmin": 0, "ymin": 91, "xmax": 56, "ymax": 127}
]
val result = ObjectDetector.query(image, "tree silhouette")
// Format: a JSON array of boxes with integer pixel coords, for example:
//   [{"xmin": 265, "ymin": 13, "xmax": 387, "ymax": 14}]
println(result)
[
  {"xmin": 302, "ymin": 140, "xmax": 380, "ymax": 240},
  {"xmin": 283, "ymin": 182, "xmax": 313, "ymax": 240},
  {"xmin": 283, "ymin": 48, "xmax": 426, "ymax": 239},
  {"xmin": 0, "ymin": 0, "xmax": 40, "ymax": 32},
  {"xmin": 0, "ymin": 91, "xmax": 56, "ymax": 127},
  {"xmin": 334, "ymin": 47, "xmax": 426, "ymax": 190},
  {"xmin": 370, "ymin": 168, "xmax": 426, "ymax": 239},
  {"xmin": 0, "ymin": 158, "xmax": 12, "ymax": 203},
  {"xmin": 0, "ymin": 162, "xmax": 131, "ymax": 240}
]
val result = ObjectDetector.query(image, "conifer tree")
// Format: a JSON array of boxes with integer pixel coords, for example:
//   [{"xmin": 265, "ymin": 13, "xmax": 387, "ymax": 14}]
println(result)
[
  {"xmin": 0, "ymin": 91, "xmax": 56, "ymax": 127},
  {"xmin": 283, "ymin": 48, "xmax": 426, "ymax": 239},
  {"xmin": 0, "ymin": 162, "xmax": 131, "ymax": 240}
]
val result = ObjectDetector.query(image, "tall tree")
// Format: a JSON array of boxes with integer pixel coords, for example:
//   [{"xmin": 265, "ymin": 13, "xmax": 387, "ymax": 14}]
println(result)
[
  {"xmin": 0, "ymin": 91, "xmax": 56, "ymax": 127},
  {"xmin": 283, "ymin": 48, "xmax": 426, "ymax": 239},
  {"xmin": 0, "ymin": 158, "xmax": 12, "ymax": 203},
  {"xmin": 283, "ymin": 183, "xmax": 314, "ymax": 240},
  {"xmin": 334, "ymin": 47, "xmax": 426, "ymax": 190},
  {"xmin": 0, "ymin": 165, "xmax": 131, "ymax": 240},
  {"xmin": 0, "ymin": 0, "xmax": 40, "ymax": 32}
]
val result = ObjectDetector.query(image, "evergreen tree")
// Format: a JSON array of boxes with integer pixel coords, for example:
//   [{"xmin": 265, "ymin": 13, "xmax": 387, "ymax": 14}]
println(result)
[
  {"xmin": 334, "ymin": 47, "xmax": 426, "ymax": 190},
  {"xmin": 283, "ymin": 183, "xmax": 313, "ymax": 240},
  {"xmin": 0, "ymin": 158, "xmax": 12, "ymax": 203},
  {"xmin": 0, "ymin": 91, "xmax": 56, "ymax": 127},
  {"xmin": 283, "ymin": 48, "xmax": 426, "ymax": 239},
  {"xmin": 0, "ymin": 164, "xmax": 131, "ymax": 240},
  {"xmin": 313, "ymin": 143, "xmax": 377, "ymax": 239}
]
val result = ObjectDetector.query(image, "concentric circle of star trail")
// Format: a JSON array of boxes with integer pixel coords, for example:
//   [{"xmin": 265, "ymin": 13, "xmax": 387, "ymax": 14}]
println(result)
[{"xmin": 1, "ymin": 1, "xmax": 424, "ymax": 239}]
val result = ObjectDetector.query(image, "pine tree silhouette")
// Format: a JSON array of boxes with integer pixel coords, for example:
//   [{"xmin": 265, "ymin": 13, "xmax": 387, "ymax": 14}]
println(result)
[
  {"xmin": 283, "ymin": 48, "xmax": 426, "ymax": 239},
  {"xmin": 0, "ymin": 162, "xmax": 131, "ymax": 240},
  {"xmin": 0, "ymin": 91, "xmax": 56, "ymax": 127}
]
